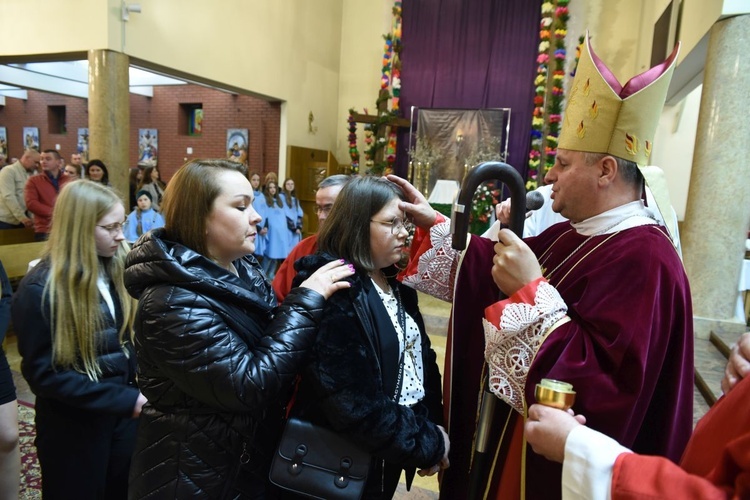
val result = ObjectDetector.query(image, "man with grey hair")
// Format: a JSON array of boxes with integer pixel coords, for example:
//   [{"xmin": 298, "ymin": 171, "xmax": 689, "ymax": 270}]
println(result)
[
  {"xmin": 272, "ymin": 174, "xmax": 350, "ymax": 302},
  {"xmin": 0, "ymin": 148, "xmax": 40, "ymax": 229}
]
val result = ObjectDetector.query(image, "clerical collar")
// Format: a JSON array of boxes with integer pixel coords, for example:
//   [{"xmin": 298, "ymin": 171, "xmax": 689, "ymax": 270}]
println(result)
[{"xmin": 572, "ymin": 201, "xmax": 656, "ymax": 236}]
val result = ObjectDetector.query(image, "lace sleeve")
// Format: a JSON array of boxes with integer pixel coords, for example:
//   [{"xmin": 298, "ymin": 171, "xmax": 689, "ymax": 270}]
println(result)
[
  {"xmin": 402, "ymin": 219, "xmax": 459, "ymax": 303},
  {"xmin": 483, "ymin": 281, "xmax": 569, "ymax": 414}
]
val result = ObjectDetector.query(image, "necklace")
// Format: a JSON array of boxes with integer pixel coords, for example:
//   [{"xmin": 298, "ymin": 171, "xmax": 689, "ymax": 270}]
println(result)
[
  {"xmin": 540, "ymin": 213, "xmax": 647, "ymax": 280},
  {"xmin": 370, "ymin": 270, "xmax": 392, "ymax": 295}
]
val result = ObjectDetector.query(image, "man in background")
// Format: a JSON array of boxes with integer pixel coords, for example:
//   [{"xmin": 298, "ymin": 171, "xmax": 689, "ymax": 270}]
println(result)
[
  {"xmin": 0, "ymin": 148, "xmax": 39, "ymax": 230},
  {"xmin": 272, "ymin": 174, "xmax": 350, "ymax": 302},
  {"xmin": 65, "ymin": 153, "xmax": 84, "ymax": 178},
  {"xmin": 25, "ymin": 149, "xmax": 72, "ymax": 240}
]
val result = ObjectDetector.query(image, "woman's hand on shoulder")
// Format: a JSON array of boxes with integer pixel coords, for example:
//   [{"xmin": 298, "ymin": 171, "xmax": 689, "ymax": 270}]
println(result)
[{"xmin": 298, "ymin": 259, "xmax": 355, "ymax": 300}]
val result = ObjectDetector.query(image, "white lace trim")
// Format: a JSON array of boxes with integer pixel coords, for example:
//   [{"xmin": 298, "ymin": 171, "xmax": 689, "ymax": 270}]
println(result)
[
  {"xmin": 483, "ymin": 281, "xmax": 568, "ymax": 414},
  {"xmin": 402, "ymin": 220, "xmax": 458, "ymax": 303}
]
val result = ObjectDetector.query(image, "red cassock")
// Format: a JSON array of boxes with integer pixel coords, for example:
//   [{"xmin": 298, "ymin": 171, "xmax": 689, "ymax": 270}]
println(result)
[
  {"xmin": 402, "ymin": 217, "xmax": 694, "ymax": 499},
  {"xmin": 612, "ymin": 375, "xmax": 750, "ymax": 499},
  {"xmin": 272, "ymin": 234, "xmax": 318, "ymax": 303}
]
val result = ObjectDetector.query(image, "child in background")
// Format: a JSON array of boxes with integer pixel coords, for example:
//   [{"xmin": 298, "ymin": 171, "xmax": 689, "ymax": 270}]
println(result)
[{"xmin": 124, "ymin": 190, "xmax": 165, "ymax": 244}]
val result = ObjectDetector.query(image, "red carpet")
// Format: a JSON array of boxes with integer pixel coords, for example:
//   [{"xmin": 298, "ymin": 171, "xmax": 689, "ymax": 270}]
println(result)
[{"xmin": 18, "ymin": 401, "xmax": 41, "ymax": 499}]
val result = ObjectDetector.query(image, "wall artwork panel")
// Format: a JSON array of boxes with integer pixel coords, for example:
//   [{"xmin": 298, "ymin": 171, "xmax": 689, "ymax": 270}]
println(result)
[
  {"xmin": 138, "ymin": 129, "xmax": 158, "ymax": 167},
  {"xmin": 226, "ymin": 129, "xmax": 248, "ymax": 166}
]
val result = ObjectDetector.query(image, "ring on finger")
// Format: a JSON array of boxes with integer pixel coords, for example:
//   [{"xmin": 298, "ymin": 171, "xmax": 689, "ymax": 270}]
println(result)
[{"xmin": 330, "ymin": 273, "xmax": 336, "ymax": 283}]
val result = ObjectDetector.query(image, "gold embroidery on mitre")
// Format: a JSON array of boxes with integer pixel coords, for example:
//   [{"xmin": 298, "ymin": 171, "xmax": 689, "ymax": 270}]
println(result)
[
  {"xmin": 589, "ymin": 101, "xmax": 598, "ymax": 119},
  {"xmin": 624, "ymin": 133, "xmax": 639, "ymax": 155},
  {"xmin": 645, "ymin": 140, "xmax": 652, "ymax": 158},
  {"xmin": 582, "ymin": 78, "xmax": 591, "ymax": 96},
  {"xmin": 576, "ymin": 120, "xmax": 586, "ymax": 139}
]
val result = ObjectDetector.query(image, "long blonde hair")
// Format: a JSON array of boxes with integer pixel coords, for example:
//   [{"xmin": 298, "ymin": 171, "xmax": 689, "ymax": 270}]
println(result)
[{"xmin": 43, "ymin": 180, "xmax": 135, "ymax": 381}]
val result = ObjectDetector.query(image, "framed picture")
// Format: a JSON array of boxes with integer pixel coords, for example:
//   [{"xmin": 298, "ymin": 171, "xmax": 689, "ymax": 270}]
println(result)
[
  {"xmin": 189, "ymin": 108, "xmax": 203, "ymax": 135},
  {"xmin": 226, "ymin": 129, "xmax": 248, "ymax": 165},
  {"xmin": 0, "ymin": 127, "xmax": 7, "ymax": 159},
  {"xmin": 138, "ymin": 129, "xmax": 158, "ymax": 167},
  {"xmin": 77, "ymin": 128, "xmax": 89, "ymax": 163},
  {"xmin": 23, "ymin": 127, "xmax": 40, "ymax": 151}
]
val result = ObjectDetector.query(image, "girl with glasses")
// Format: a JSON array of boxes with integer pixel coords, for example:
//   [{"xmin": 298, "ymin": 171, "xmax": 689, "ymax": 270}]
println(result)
[
  {"xmin": 12, "ymin": 180, "xmax": 144, "ymax": 499},
  {"xmin": 290, "ymin": 176, "xmax": 450, "ymax": 498}
]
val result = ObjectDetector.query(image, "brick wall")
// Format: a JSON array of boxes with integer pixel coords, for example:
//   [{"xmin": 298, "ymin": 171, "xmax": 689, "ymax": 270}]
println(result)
[
  {"xmin": 130, "ymin": 86, "xmax": 281, "ymax": 181},
  {"xmin": 0, "ymin": 91, "xmax": 86, "ymax": 161},
  {"xmin": 0, "ymin": 86, "xmax": 281, "ymax": 182}
]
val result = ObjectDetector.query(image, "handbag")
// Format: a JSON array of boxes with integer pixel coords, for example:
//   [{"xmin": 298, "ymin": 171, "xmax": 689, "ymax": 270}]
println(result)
[
  {"xmin": 269, "ymin": 417, "xmax": 371, "ymax": 499},
  {"xmin": 286, "ymin": 216, "xmax": 299, "ymax": 232}
]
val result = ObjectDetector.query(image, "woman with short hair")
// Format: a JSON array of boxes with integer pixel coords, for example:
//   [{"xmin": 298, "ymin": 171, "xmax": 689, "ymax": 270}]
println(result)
[{"xmin": 124, "ymin": 159, "xmax": 353, "ymax": 498}]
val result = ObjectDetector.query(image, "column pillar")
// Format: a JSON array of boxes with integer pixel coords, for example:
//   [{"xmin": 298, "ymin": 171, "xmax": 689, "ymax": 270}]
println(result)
[
  {"xmin": 682, "ymin": 15, "xmax": 750, "ymax": 337},
  {"xmin": 88, "ymin": 49, "xmax": 130, "ymax": 203}
]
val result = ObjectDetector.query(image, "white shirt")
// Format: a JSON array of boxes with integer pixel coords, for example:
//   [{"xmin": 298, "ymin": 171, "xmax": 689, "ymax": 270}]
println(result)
[{"xmin": 372, "ymin": 279, "xmax": 425, "ymax": 407}]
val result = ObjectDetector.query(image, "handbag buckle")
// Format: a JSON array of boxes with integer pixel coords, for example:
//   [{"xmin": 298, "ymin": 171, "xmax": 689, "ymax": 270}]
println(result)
[
  {"xmin": 334, "ymin": 456, "xmax": 354, "ymax": 488},
  {"xmin": 288, "ymin": 444, "xmax": 307, "ymax": 475}
]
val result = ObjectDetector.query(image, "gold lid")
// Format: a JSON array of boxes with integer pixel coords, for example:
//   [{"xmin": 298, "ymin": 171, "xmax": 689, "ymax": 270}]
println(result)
[{"xmin": 535, "ymin": 378, "xmax": 576, "ymax": 410}]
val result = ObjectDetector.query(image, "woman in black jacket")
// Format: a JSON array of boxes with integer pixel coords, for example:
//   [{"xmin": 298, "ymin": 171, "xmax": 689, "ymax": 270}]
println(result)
[
  {"xmin": 12, "ymin": 180, "xmax": 143, "ymax": 499},
  {"xmin": 124, "ymin": 159, "xmax": 353, "ymax": 499},
  {"xmin": 290, "ymin": 176, "xmax": 449, "ymax": 499}
]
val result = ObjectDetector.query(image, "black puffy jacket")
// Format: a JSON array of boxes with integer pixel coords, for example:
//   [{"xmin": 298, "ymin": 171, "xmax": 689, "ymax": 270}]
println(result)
[
  {"xmin": 13, "ymin": 259, "xmax": 139, "ymax": 417},
  {"xmin": 124, "ymin": 229, "xmax": 325, "ymax": 499}
]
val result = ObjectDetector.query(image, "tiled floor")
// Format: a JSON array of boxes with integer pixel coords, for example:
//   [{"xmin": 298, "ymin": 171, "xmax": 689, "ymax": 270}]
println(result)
[{"xmin": 3, "ymin": 290, "xmax": 730, "ymax": 499}]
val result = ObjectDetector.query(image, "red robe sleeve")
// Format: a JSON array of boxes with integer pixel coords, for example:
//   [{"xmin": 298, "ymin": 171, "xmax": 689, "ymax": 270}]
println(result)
[
  {"xmin": 272, "ymin": 234, "xmax": 318, "ymax": 304},
  {"xmin": 612, "ymin": 376, "xmax": 750, "ymax": 499}
]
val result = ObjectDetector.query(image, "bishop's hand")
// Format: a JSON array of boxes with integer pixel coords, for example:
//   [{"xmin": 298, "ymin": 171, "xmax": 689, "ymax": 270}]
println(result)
[
  {"xmin": 492, "ymin": 229, "xmax": 543, "ymax": 296},
  {"xmin": 386, "ymin": 174, "xmax": 437, "ymax": 230}
]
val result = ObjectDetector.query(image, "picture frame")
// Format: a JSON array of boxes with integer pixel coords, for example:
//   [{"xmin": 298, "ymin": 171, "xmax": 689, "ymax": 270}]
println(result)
[
  {"xmin": 226, "ymin": 128, "xmax": 248, "ymax": 165},
  {"xmin": 189, "ymin": 108, "xmax": 203, "ymax": 135},
  {"xmin": 138, "ymin": 128, "xmax": 158, "ymax": 167},
  {"xmin": 0, "ymin": 127, "xmax": 7, "ymax": 159},
  {"xmin": 23, "ymin": 127, "xmax": 40, "ymax": 151},
  {"xmin": 77, "ymin": 128, "xmax": 89, "ymax": 163}
]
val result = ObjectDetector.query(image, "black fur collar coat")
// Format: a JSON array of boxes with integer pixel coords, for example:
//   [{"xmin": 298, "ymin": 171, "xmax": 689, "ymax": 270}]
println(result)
[{"xmin": 292, "ymin": 253, "xmax": 445, "ymax": 494}]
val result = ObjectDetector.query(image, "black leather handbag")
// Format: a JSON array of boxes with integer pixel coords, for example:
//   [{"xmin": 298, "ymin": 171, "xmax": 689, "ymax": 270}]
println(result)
[
  {"xmin": 286, "ymin": 216, "xmax": 298, "ymax": 232},
  {"xmin": 269, "ymin": 417, "xmax": 371, "ymax": 499}
]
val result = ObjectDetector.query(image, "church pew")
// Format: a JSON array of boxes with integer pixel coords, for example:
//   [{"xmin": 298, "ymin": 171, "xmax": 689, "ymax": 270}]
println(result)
[
  {"xmin": 0, "ymin": 241, "xmax": 45, "ymax": 283},
  {"xmin": 0, "ymin": 227, "xmax": 35, "ymax": 245}
]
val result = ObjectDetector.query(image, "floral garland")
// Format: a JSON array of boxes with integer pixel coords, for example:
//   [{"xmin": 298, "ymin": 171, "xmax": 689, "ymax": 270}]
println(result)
[
  {"xmin": 545, "ymin": 0, "xmax": 569, "ymax": 172},
  {"xmin": 526, "ymin": 0, "xmax": 569, "ymax": 191},
  {"xmin": 347, "ymin": 109, "xmax": 360, "ymax": 173},
  {"xmin": 471, "ymin": 182, "xmax": 501, "ymax": 227}
]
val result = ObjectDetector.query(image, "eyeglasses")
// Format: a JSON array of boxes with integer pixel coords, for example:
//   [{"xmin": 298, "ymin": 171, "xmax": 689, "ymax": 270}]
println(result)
[
  {"xmin": 370, "ymin": 215, "xmax": 414, "ymax": 235},
  {"xmin": 315, "ymin": 205, "xmax": 333, "ymax": 215},
  {"xmin": 96, "ymin": 221, "xmax": 126, "ymax": 235}
]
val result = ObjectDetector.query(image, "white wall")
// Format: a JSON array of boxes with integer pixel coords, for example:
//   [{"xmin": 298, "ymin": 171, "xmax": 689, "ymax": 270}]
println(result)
[
  {"xmin": 0, "ymin": 0, "xmax": 721, "ymax": 190},
  {"xmin": 335, "ymin": 0, "xmax": 393, "ymax": 167},
  {"xmin": 651, "ymin": 85, "xmax": 702, "ymax": 220},
  {"xmin": 0, "ymin": 0, "xmax": 355, "ymax": 174}
]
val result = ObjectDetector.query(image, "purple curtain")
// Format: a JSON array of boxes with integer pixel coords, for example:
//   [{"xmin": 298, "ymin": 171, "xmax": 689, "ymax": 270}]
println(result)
[{"xmin": 397, "ymin": 0, "xmax": 541, "ymax": 181}]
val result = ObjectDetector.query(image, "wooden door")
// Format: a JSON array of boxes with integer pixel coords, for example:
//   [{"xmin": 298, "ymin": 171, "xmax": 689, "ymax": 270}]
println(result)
[{"xmin": 286, "ymin": 146, "xmax": 342, "ymax": 237}]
